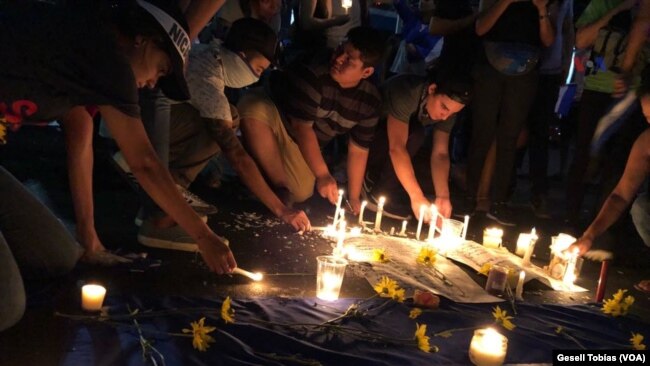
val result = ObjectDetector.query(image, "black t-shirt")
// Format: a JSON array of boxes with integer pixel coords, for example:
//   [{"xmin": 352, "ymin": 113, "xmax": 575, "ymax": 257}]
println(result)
[{"xmin": 0, "ymin": 3, "xmax": 140, "ymax": 130}]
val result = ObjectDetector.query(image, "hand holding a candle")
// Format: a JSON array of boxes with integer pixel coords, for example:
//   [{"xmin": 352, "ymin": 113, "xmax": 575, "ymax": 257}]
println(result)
[
  {"xmin": 434, "ymin": 196, "xmax": 452, "ymax": 219},
  {"xmin": 568, "ymin": 233, "xmax": 594, "ymax": 256},
  {"xmin": 411, "ymin": 195, "xmax": 432, "ymax": 223},
  {"xmin": 317, "ymin": 174, "xmax": 339, "ymax": 204},
  {"xmin": 280, "ymin": 207, "xmax": 312, "ymax": 232},
  {"xmin": 198, "ymin": 233, "xmax": 237, "ymax": 274}
]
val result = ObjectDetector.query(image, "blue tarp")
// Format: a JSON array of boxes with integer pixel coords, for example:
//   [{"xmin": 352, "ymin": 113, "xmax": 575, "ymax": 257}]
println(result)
[{"xmin": 60, "ymin": 295, "xmax": 649, "ymax": 365}]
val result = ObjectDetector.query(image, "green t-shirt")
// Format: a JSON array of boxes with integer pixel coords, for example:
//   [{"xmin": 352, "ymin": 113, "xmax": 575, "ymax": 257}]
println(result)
[
  {"xmin": 576, "ymin": 0, "xmax": 631, "ymax": 93},
  {"xmin": 381, "ymin": 74, "xmax": 456, "ymax": 133}
]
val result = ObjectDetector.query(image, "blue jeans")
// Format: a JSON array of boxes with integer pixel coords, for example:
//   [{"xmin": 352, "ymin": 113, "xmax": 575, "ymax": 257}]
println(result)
[
  {"xmin": 631, "ymin": 192, "xmax": 650, "ymax": 247},
  {"xmin": 0, "ymin": 166, "xmax": 81, "ymax": 331}
]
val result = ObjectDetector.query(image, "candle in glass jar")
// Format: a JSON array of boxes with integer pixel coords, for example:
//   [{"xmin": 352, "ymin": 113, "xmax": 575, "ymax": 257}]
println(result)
[
  {"xmin": 81, "ymin": 284, "xmax": 106, "ymax": 311},
  {"xmin": 485, "ymin": 265, "xmax": 508, "ymax": 296},
  {"xmin": 469, "ymin": 328, "xmax": 508, "ymax": 366},
  {"xmin": 483, "ymin": 228, "xmax": 503, "ymax": 249}
]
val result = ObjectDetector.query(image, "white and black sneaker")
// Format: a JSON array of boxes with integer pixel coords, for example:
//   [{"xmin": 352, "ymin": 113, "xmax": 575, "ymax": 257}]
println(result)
[{"xmin": 176, "ymin": 184, "xmax": 218, "ymax": 216}]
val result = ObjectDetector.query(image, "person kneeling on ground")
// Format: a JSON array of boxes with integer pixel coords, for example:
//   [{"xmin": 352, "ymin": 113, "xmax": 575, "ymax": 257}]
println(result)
[
  {"xmin": 131, "ymin": 18, "xmax": 311, "ymax": 251},
  {"xmin": 238, "ymin": 26, "xmax": 384, "ymax": 215},
  {"xmin": 363, "ymin": 71, "xmax": 471, "ymax": 221}
]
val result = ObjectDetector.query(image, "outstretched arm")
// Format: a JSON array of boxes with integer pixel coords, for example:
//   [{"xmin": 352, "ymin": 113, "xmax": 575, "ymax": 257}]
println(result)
[
  {"xmin": 430, "ymin": 129, "xmax": 451, "ymax": 218},
  {"xmin": 100, "ymin": 105, "xmax": 236, "ymax": 273}
]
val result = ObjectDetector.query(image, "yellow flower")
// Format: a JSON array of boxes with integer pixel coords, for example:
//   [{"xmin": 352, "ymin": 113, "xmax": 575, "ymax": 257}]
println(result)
[
  {"xmin": 630, "ymin": 333, "xmax": 646, "ymax": 350},
  {"xmin": 602, "ymin": 289, "xmax": 635, "ymax": 317},
  {"xmin": 417, "ymin": 247, "xmax": 437, "ymax": 266},
  {"xmin": 492, "ymin": 306, "xmax": 516, "ymax": 330},
  {"xmin": 409, "ymin": 308, "xmax": 422, "ymax": 319},
  {"xmin": 555, "ymin": 326, "xmax": 564, "ymax": 334},
  {"xmin": 414, "ymin": 323, "xmax": 431, "ymax": 353},
  {"xmin": 182, "ymin": 317, "xmax": 216, "ymax": 352},
  {"xmin": 478, "ymin": 263, "xmax": 492, "ymax": 276},
  {"xmin": 221, "ymin": 296, "xmax": 235, "ymax": 324},
  {"xmin": 373, "ymin": 276, "xmax": 398, "ymax": 298},
  {"xmin": 372, "ymin": 248, "xmax": 389, "ymax": 263},
  {"xmin": 391, "ymin": 287, "xmax": 405, "ymax": 303}
]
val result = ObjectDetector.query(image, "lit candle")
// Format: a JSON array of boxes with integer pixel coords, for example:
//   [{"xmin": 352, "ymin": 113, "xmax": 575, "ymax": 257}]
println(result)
[
  {"xmin": 389, "ymin": 227, "xmax": 395, "ymax": 236},
  {"xmin": 316, "ymin": 255, "xmax": 348, "ymax": 301},
  {"xmin": 469, "ymin": 328, "xmax": 508, "ymax": 366},
  {"xmin": 461, "ymin": 215, "xmax": 469, "ymax": 240},
  {"xmin": 522, "ymin": 231, "xmax": 538, "ymax": 266},
  {"xmin": 233, "ymin": 267, "xmax": 264, "ymax": 281},
  {"xmin": 515, "ymin": 234, "xmax": 531, "ymax": 257},
  {"xmin": 374, "ymin": 196, "xmax": 386, "ymax": 232},
  {"xmin": 427, "ymin": 204, "xmax": 437, "ymax": 242},
  {"xmin": 358, "ymin": 200, "xmax": 367, "ymax": 226},
  {"xmin": 515, "ymin": 271, "xmax": 525, "ymax": 300},
  {"xmin": 563, "ymin": 248, "xmax": 579, "ymax": 286},
  {"xmin": 341, "ymin": 0, "xmax": 352, "ymax": 13},
  {"xmin": 349, "ymin": 226, "xmax": 362, "ymax": 237},
  {"xmin": 416, "ymin": 204, "xmax": 425, "ymax": 240},
  {"xmin": 333, "ymin": 189, "xmax": 344, "ymax": 227},
  {"xmin": 336, "ymin": 220, "xmax": 347, "ymax": 255},
  {"xmin": 81, "ymin": 284, "xmax": 106, "ymax": 312},
  {"xmin": 482, "ymin": 228, "xmax": 503, "ymax": 249},
  {"xmin": 400, "ymin": 220, "xmax": 407, "ymax": 236}
]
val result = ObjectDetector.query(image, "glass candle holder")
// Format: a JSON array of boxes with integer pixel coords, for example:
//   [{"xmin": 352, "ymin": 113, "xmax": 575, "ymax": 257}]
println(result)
[
  {"xmin": 469, "ymin": 328, "xmax": 508, "ymax": 366},
  {"xmin": 442, "ymin": 219, "xmax": 464, "ymax": 238},
  {"xmin": 81, "ymin": 284, "xmax": 106, "ymax": 312},
  {"xmin": 483, "ymin": 228, "xmax": 503, "ymax": 249},
  {"xmin": 316, "ymin": 256, "xmax": 348, "ymax": 301},
  {"xmin": 485, "ymin": 265, "xmax": 508, "ymax": 296}
]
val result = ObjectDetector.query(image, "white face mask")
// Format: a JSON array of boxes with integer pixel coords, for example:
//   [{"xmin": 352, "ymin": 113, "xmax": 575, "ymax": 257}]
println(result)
[{"xmin": 220, "ymin": 47, "xmax": 260, "ymax": 88}]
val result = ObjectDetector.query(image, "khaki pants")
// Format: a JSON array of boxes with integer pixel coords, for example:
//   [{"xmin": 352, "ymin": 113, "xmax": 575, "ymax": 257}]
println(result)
[
  {"xmin": 168, "ymin": 103, "xmax": 239, "ymax": 188},
  {"xmin": 238, "ymin": 89, "xmax": 315, "ymax": 202}
]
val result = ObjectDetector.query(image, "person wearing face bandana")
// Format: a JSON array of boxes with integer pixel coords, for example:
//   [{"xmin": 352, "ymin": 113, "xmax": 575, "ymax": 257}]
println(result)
[{"xmin": 136, "ymin": 18, "xmax": 311, "ymax": 250}]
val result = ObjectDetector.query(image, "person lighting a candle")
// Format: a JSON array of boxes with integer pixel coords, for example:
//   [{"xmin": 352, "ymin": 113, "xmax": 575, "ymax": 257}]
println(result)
[
  {"xmin": 569, "ymin": 70, "xmax": 650, "ymax": 294},
  {"xmin": 362, "ymin": 71, "xmax": 471, "ymax": 221},
  {"xmin": 0, "ymin": 0, "xmax": 237, "ymax": 332},
  {"xmin": 238, "ymin": 27, "xmax": 384, "ymax": 216}
]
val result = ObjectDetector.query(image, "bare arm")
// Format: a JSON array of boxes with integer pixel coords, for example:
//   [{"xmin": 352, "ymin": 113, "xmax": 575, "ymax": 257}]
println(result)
[
  {"xmin": 571, "ymin": 129, "xmax": 650, "ymax": 254},
  {"xmin": 621, "ymin": 0, "xmax": 650, "ymax": 74},
  {"xmin": 346, "ymin": 140, "xmax": 368, "ymax": 214},
  {"xmin": 476, "ymin": 0, "xmax": 513, "ymax": 36},
  {"xmin": 292, "ymin": 120, "xmax": 338, "ymax": 204},
  {"xmin": 62, "ymin": 107, "xmax": 105, "ymax": 254},
  {"xmin": 430, "ymin": 129, "xmax": 452, "ymax": 218},
  {"xmin": 299, "ymin": 0, "xmax": 349, "ymax": 31},
  {"xmin": 223, "ymin": 138, "xmax": 311, "ymax": 231},
  {"xmin": 183, "ymin": 0, "xmax": 226, "ymax": 40},
  {"xmin": 575, "ymin": 0, "xmax": 636, "ymax": 49},
  {"xmin": 99, "ymin": 105, "xmax": 236, "ymax": 273},
  {"xmin": 429, "ymin": 13, "xmax": 477, "ymax": 36},
  {"xmin": 534, "ymin": 0, "xmax": 555, "ymax": 47},
  {"xmin": 387, "ymin": 115, "xmax": 430, "ymax": 220}
]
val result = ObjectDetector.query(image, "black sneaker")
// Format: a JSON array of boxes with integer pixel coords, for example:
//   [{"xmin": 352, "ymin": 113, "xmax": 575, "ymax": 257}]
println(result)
[
  {"xmin": 531, "ymin": 196, "xmax": 551, "ymax": 219},
  {"xmin": 487, "ymin": 202, "xmax": 517, "ymax": 226}
]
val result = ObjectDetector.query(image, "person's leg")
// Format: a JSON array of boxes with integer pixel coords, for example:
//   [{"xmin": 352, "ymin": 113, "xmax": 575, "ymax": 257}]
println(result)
[
  {"xmin": 138, "ymin": 88, "xmax": 171, "ymax": 220},
  {"xmin": 0, "ymin": 232, "xmax": 25, "ymax": 332},
  {"xmin": 168, "ymin": 103, "xmax": 223, "ymax": 188},
  {"xmin": 466, "ymin": 62, "xmax": 505, "ymax": 201},
  {"xmin": 239, "ymin": 89, "xmax": 315, "ymax": 202},
  {"xmin": 0, "ymin": 166, "xmax": 81, "ymax": 330},
  {"xmin": 565, "ymin": 90, "xmax": 611, "ymax": 223},
  {"xmin": 529, "ymin": 74, "xmax": 561, "ymax": 205},
  {"xmin": 492, "ymin": 70, "xmax": 538, "ymax": 204}
]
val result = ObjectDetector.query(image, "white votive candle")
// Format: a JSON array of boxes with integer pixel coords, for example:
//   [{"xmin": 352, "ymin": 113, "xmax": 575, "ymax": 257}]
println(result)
[
  {"xmin": 400, "ymin": 220, "xmax": 407, "ymax": 236},
  {"xmin": 515, "ymin": 234, "xmax": 531, "ymax": 257},
  {"xmin": 482, "ymin": 228, "xmax": 503, "ymax": 249},
  {"xmin": 427, "ymin": 204, "xmax": 437, "ymax": 241},
  {"xmin": 461, "ymin": 215, "xmax": 469, "ymax": 240},
  {"xmin": 515, "ymin": 271, "xmax": 525, "ymax": 300},
  {"xmin": 469, "ymin": 328, "xmax": 508, "ymax": 366},
  {"xmin": 81, "ymin": 284, "xmax": 106, "ymax": 312}
]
